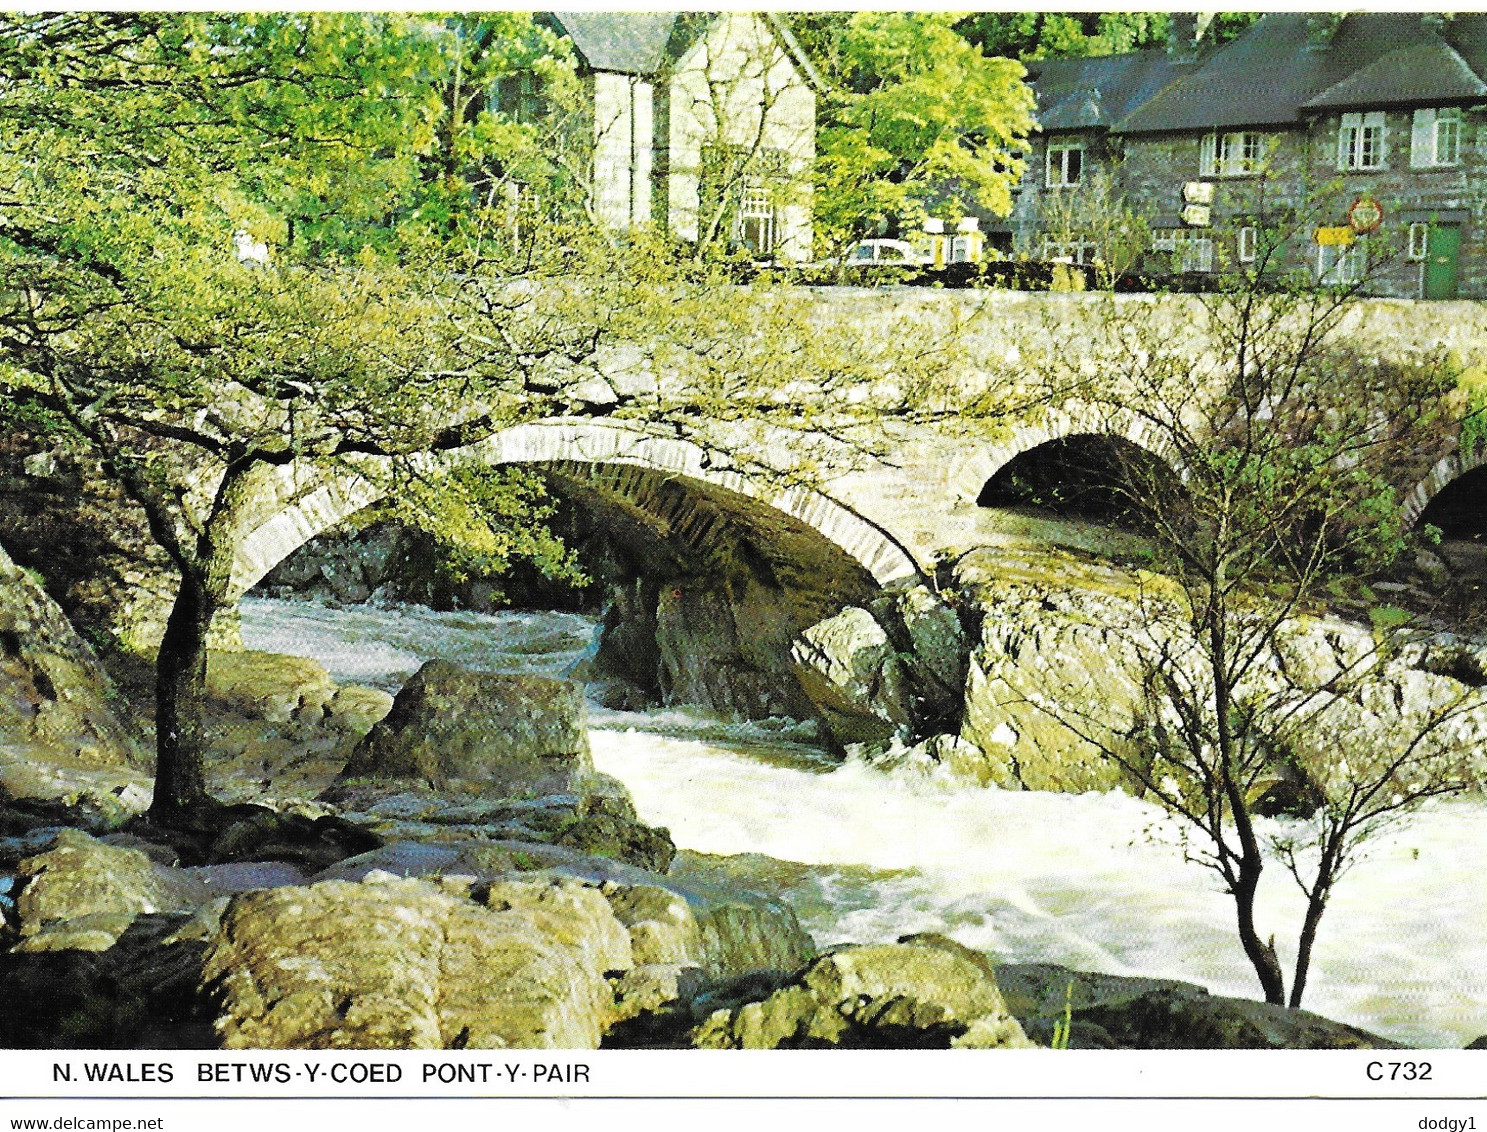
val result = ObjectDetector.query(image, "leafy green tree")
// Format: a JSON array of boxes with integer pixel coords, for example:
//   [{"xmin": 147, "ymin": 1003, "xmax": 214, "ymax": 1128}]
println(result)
[
  {"xmin": 0, "ymin": 14, "xmax": 1000, "ymax": 829},
  {"xmin": 956, "ymin": 12, "xmax": 1260, "ymax": 61},
  {"xmin": 0, "ymin": 13, "xmax": 599, "ymax": 825},
  {"xmin": 786, "ymin": 13, "xmax": 1035, "ymax": 255}
]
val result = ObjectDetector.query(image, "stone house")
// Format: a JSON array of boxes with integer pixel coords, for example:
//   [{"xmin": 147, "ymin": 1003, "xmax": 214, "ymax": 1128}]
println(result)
[
  {"xmin": 1016, "ymin": 12, "xmax": 1487, "ymax": 299},
  {"xmin": 538, "ymin": 12, "xmax": 820, "ymax": 261}
]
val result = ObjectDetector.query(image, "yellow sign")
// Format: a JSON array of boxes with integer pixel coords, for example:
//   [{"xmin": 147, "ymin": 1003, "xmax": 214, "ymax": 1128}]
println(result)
[{"xmin": 1314, "ymin": 226, "xmax": 1356, "ymax": 246}]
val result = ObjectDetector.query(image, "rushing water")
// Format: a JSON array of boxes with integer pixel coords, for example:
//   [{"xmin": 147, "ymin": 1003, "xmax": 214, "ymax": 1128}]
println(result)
[{"xmin": 240, "ymin": 594, "xmax": 1487, "ymax": 1048}]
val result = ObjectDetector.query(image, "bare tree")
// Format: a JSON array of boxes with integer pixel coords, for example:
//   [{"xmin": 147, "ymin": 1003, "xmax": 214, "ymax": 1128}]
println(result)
[
  {"xmin": 1008, "ymin": 224, "xmax": 1482, "ymax": 1008},
  {"xmin": 1036, "ymin": 164, "xmax": 1149, "ymax": 290}
]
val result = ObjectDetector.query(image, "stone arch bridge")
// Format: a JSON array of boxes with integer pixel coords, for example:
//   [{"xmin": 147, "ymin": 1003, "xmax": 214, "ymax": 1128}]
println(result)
[
  {"xmin": 226, "ymin": 290, "xmax": 1487, "ymax": 607},
  {"xmin": 226, "ymin": 409, "xmax": 1168, "ymax": 604}
]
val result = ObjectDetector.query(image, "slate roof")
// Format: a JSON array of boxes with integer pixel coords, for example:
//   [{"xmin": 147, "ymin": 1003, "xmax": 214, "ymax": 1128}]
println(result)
[
  {"xmin": 543, "ymin": 12, "xmax": 824, "ymax": 88},
  {"xmin": 1030, "ymin": 49, "xmax": 1195, "ymax": 133},
  {"xmin": 1111, "ymin": 13, "xmax": 1487, "ymax": 134},
  {"xmin": 547, "ymin": 12, "xmax": 684, "ymax": 76},
  {"xmin": 1302, "ymin": 39, "xmax": 1487, "ymax": 109}
]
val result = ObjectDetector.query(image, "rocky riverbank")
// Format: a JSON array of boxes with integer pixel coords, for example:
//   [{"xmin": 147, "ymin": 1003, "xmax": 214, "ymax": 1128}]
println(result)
[
  {"xmin": 0, "ymin": 527, "xmax": 1481, "ymax": 1048},
  {"xmin": 0, "ymin": 627, "xmax": 1430, "ymax": 1050}
]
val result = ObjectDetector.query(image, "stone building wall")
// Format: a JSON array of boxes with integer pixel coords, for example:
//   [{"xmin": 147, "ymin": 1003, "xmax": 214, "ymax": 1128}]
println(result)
[
  {"xmin": 1016, "ymin": 107, "xmax": 1487, "ymax": 298},
  {"xmin": 664, "ymin": 12, "xmax": 815, "ymax": 261},
  {"xmin": 1301, "ymin": 107, "xmax": 1487, "ymax": 300}
]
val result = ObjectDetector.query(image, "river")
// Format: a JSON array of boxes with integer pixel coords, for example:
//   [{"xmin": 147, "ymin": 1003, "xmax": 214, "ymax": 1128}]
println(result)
[{"xmin": 240, "ymin": 594, "xmax": 1487, "ymax": 1048}]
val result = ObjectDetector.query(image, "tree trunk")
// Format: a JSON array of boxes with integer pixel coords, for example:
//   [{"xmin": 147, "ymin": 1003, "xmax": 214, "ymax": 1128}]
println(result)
[
  {"xmin": 1288, "ymin": 891, "xmax": 1328, "ymax": 1009},
  {"xmin": 1206, "ymin": 572, "xmax": 1287, "ymax": 1006},
  {"xmin": 148, "ymin": 568, "xmax": 223, "ymax": 827},
  {"xmin": 146, "ymin": 464, "xmax": 254, "ymax": 829},
  {"xmin": 1232, "ymin": 857, "xmax": 1287, "ymax": 1005},
  {"xmin": 1289, "ymin": 850, "xmax": 1337, "ymax": 1009}
]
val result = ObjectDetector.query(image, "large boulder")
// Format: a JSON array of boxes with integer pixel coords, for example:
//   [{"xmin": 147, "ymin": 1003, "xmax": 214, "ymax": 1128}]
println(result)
[
  {"xmin": 691, "ymin": 936, "xmax": 1033, "ymax": 1049},
  {"xmin": 340, "ymin": 661, "xmax": 593, "ymax": 797},
  {"xmin": 10, "ymin": 829, "xmax": 208, "ymax": 952},
  {"xmin": 951, "ymin": 547, "xmax": 1487, "ymax": 800},
  {"xmin": 205, "ymin": 650, "xmax": 338, "ymax": 726},
  {"xmin": 959, "ymin": 580, "xmax": 1148, "ymax": 793},
  {"xmin": 789, "ymin": 587, "xmax": 970, "ymax": 748},
  {"xmin": 789, "ymin": 607, "xmax": 912, "ymax": 745},
  {"xmin": 0, "ymin": 543, "xmax": 144, "ymax": 801},
  {"xmin": 203, "ymin": 872, "xmax": 630, "ymax": 1049},
  {"xmin": 653, "ymin": 578, "xmax": 820, "ymax": 720}
]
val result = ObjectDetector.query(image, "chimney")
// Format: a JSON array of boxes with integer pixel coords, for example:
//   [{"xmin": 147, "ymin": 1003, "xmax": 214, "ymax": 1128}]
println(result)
[
  {"xmin": 1306, "ymin": 13, "xmax": 1343, "ymax": 50},
  {"xmin": 1168, "ymin": 13, "xmax": 1200, "ymax": 61}
]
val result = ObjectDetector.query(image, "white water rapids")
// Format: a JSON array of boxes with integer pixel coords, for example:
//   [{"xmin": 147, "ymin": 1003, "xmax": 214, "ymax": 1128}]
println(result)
[{"xmin": 240, "ymin": 595, "xmax": 1487, "ymax": 1048}]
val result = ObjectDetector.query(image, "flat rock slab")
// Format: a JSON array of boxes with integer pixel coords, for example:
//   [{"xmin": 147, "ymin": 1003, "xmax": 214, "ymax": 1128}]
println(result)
[
  {"xmin": 995, "ymin": 961, "xmax": 1400, "ymax": 1049},
  {"xmin": 315, "ymin": 840, "xmax": 812, "ymax": 985},
  {"xmin": 12, "ymin": 829, "xmax": 208, "ymax": 952},
  {"xmin": 204, "ymin": 873, "xmax": 625, "ymax": 1049},
  {"xmin": 0, "ymin": 743, "xmax": 152, "ymax": 828}
]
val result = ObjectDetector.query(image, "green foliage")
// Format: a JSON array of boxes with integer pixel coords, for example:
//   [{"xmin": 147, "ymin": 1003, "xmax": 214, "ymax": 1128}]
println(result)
[
  {"xmin": 383, "ymin": 466, "xmax": 587, "ymax": 604},
  {"xmin": 787, "ymin": 13, "xmax": 1035, "ymax": 253},
  {"xmin": 1368, "ymin": 603, "xmax": 1412, "ymax": 638},
  {"xmin": 957, "ymin": 12, "xmax": 1170, "ymax": 61},
  {"xmin": 1455, "ymin": 367, "xmax": 1487, "ymax": 463},
  {"xmin": 956, "ymin": 12, "xmax": 1260, "ymax": 61}
]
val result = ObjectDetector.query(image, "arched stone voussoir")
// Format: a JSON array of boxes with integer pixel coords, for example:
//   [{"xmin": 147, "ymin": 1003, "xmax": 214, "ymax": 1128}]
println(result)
[
  {"xmin": 1403, "ymin": 444, "xmax": 1487, "ymax": 530},
  {"xmin": 227, "ymin": 419, "xmax": 924, "ymax": 600},
  {"xmin": 948, "ymin": 407, "xmax": 1180, "ymax": 505}
]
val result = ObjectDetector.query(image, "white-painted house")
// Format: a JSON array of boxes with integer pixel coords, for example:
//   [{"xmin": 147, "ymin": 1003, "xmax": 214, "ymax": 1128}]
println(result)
[{"xmin": 544, "ymin": 12, "xmax": 820, "ymax": 261}]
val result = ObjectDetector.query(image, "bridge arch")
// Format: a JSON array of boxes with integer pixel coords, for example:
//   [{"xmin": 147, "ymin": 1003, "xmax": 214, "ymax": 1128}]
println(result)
[
  {"xmin": 1402, "ymin": 445, "xmax": 1487, "ymax": 531},
  {"xmin": 227, "ymin": 420, "xmax": 923, "ymax": 601},
  {"xmin": 947, "ymin": 406, "xmax": 1180, "ymax": 507}
]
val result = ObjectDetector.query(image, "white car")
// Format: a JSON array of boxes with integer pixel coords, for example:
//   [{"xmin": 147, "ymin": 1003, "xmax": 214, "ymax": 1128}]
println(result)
[{"xmin": 831, "ymin": 239, "xmax": 929, "ymax": 268}]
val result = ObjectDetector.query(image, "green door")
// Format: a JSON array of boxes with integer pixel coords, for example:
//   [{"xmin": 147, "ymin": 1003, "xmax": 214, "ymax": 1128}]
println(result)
[{"xmin": 1423, "ymin": 224, "xmax": 1461, "ymax": 300}]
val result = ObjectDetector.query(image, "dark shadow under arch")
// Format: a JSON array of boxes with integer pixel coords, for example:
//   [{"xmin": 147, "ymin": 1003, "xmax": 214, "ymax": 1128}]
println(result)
[
  {"xmin": 976, "ymin": 434, "xmax": 1178, "ymax": 526},
  {"xmin": 1417, "ymin": 464, "xmax": 1487, "ymax": 543}
]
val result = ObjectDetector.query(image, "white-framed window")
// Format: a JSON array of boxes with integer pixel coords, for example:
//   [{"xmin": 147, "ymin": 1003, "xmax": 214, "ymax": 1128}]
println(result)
[
  {"xmin": 1046, "ymin": 140, "xmax": 1085, "ymax": 187},
  {"xmin": 1411, "ymin": 107, "xmax": 1463, "ymax": 168},
  {"xmin": 1408, "ymin": 222, "xmax": 1430, "ymax": 261},
  {"xmin": 1153, "ymin": 230, "xmax": 1214, "ymax": 272},
  {"xmin": 951, "ymin": 235, "xmax": 971, "ymax": 263},
  {"xmin": 1318, "ymin": 237, "xmax": 1367, "ymax": 285},
  {"xmin": 734, "ymin": 178, "xmax": 776, "ymax": 256},
  {"xmin": 1201, "ymin": 131, "xmax": 1268, "ymax": 177},
  {"xmin": 1179, "ymin": 233, "xmax": 1215, "ymax": 273},
  {"xmin": 1041, "ymin": 235, "xmax": 1096, "ymax": 264},
  {"xmin": 1338, "ymin": 112, "xmax": 1387, "ymax": 170},
  {"xmin": 1237, "ymin": 225, "xmax": 1258, "ymax": 263}
]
